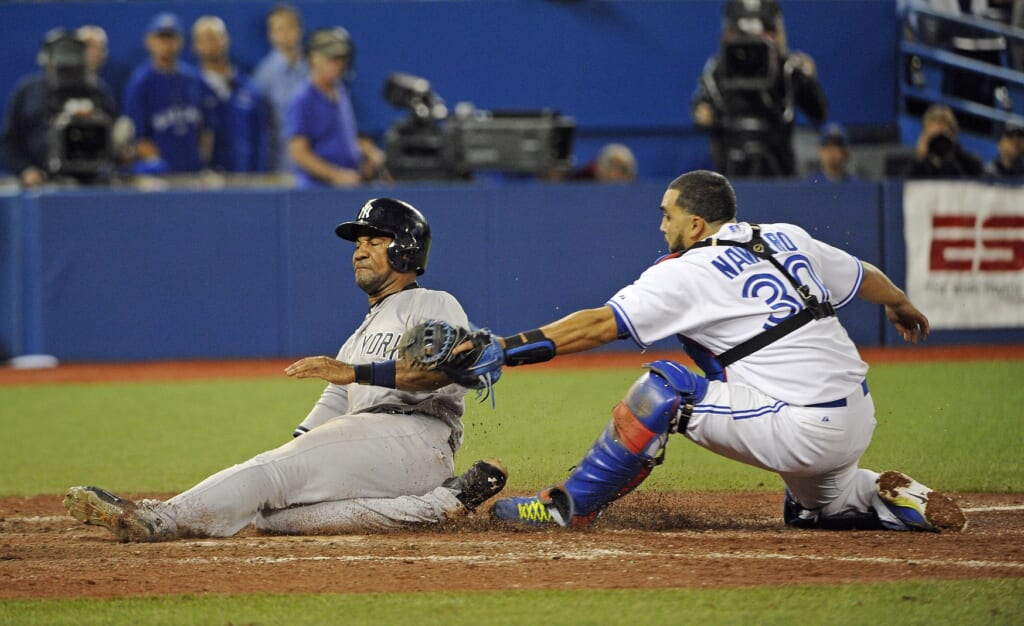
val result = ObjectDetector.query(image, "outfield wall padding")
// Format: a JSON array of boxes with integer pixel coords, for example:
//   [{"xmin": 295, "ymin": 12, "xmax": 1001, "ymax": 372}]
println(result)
[{"xmin": 5, "ymin": 181, "xmax": 1017, "ymax": 362}]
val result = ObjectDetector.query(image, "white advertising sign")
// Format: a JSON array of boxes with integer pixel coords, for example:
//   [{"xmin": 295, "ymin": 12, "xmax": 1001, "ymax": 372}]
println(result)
[{"xmin": 904, "ymin": 181, "xmax": 1024, "ymax": 329}]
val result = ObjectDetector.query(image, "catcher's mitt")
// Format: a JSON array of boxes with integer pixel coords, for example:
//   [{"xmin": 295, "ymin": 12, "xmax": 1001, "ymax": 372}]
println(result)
[{"xmin": 399, "ymin": 320, "xmax": 504, "ymax": 396}]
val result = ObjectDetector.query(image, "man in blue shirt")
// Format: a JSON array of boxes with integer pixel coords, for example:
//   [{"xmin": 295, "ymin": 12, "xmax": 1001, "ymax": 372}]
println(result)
[
  {"xmin": 286, "ymin": 27, "xmax": 385, "ymax": 188},
  {"xmin": 192, "ymin": 15, "xmax": 269, "ymax": 173},
  {"xmin": 123, "ymin": 12, "xmax": 214, "ymax": 174},
  {"xmin": 251, "ymin": 4, "xmax": 309, "ymax": 172}
]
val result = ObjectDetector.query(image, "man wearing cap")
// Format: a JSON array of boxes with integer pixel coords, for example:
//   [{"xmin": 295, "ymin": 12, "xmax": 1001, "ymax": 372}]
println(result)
[
  {"xmin": 285, "ymin": 26, "xmax": 386, "ymax": 188},
  {"xmin": 1, "ymin": 28, "xmax": 119, "ymax": 187},
  {"xmin": 805, "ymin": 123, "xmax": 859, "ymax": 183},
  {"xmin": 986, "ymin": 122, "xmax": 1024, "ymax": 178},
  {"xmin": 123, "ymin": 12, "xmax": 215, "ymax": 174}
]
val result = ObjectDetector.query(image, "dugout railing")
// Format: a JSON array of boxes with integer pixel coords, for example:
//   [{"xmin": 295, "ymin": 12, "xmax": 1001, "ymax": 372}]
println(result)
[{"xmin": 898, "ymin": 3, "xmax": 1024, "ymax": 154}]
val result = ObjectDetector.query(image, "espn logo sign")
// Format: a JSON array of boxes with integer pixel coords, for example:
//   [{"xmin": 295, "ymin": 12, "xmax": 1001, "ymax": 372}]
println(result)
[{"xmin": 930, "ymin": 215, "xmax": 1024, "ymax": 272}]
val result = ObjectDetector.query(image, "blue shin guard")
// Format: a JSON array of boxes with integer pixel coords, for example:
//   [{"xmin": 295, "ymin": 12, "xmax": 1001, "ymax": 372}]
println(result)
[{"xmin": 547, "ymin": 360, "xmax": 707, "ymax": 527}]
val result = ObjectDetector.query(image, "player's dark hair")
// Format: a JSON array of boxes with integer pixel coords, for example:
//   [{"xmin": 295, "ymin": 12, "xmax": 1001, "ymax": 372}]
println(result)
[{"xmin": 667, "ymin": 170, "xmax": 737, "ymax": 224}]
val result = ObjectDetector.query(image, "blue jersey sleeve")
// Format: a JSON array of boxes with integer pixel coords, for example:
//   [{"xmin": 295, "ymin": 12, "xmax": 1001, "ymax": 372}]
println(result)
[
  {"xmin": 284, "ymin": 89, "xmax": 308, "ymax": 141},
  {"xmin": 122, "ymin": 67, "xmax": 151, "ymax": 139}
]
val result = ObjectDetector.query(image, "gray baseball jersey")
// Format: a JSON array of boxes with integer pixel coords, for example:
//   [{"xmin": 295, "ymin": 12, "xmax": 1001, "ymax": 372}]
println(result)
[{"xmin": 151, "ymin": 286, "xmax": 475, "ymax": 536}]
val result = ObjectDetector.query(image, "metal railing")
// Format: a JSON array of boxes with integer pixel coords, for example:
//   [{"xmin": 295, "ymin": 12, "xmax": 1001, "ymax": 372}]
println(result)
[{"xmin": 899, "ymin": 4, "xmax": 1024, "ymax": 129}]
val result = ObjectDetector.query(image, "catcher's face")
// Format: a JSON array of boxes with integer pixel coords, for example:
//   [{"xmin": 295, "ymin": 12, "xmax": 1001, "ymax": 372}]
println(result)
[{"xmin": 660, "ymin": 189, "xmax": 706, "ymax": 253}]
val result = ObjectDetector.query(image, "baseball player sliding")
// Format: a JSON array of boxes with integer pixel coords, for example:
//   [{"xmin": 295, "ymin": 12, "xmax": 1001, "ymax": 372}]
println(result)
[
  {"xmin": 64, "ymin": 198, "xmax": 507, "ymax": 541},
  {"xmin": 401, "ymin": 170, "xmax": 967, "ymax": 532}
]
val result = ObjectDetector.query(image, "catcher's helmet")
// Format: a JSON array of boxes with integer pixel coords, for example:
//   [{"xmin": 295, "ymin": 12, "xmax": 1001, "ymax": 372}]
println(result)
[{"xmin": 336, "ymin": 198, "xmax": 431, "ymax": 275}]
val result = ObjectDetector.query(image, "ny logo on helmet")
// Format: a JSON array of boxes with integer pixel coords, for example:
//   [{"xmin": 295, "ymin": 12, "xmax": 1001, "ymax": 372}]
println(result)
[{"xmin": 357, "ymin": 202, "xmax": 375, "ymax": 221}]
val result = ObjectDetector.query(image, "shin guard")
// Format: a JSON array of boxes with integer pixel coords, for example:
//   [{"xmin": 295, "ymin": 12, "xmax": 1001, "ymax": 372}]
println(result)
[{"xmin": 549, "ymin": 361, "xmax": 708, "ymax": 527}]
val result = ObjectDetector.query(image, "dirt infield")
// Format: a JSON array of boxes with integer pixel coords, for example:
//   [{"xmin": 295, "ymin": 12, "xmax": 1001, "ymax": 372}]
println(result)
[
  {"xmin": 2, "ymin": 491, "xmax": 1022, "ymax": 598},
  {"xmin": 1, "ymin": 346, "xmax": 1022, "ymax": 599}
]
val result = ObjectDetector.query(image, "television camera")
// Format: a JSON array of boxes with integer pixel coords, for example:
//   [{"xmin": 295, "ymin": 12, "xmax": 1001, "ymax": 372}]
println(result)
[
  {"xmin": 40, "ymin": 29, "xmax": 114, "ymax": 183},
  {"xmin": 707, "ymin": 0, "xmax": 791, "ymax": 177},
  {"xmin": 382, "ymin": 73, "xmax": 575, "ymax": 181}
]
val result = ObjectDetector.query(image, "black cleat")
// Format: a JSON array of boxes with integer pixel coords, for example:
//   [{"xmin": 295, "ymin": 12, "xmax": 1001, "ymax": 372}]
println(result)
[{"xmin": 443, "ymin": 458, "xmax": 508, "ymax": 511}]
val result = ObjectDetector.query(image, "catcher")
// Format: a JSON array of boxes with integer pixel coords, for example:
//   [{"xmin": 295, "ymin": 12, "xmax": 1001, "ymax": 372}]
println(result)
[
  {"xmin": 401, "ymin": 170, "xmax": 967, "ymax": 532},
  {"xmin": 63, "ymin": 198, "xmax": 507, "ymax": 541}
]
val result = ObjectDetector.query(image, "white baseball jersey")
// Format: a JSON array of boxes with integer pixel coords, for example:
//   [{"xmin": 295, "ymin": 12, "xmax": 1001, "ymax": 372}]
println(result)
[
  {"xmin": 606, "ymin": 222, "xmax": 905, "ymax": 524},
  {"xmin": 607, "ymin": 221, "xmax": 868, "ymax": 406}
]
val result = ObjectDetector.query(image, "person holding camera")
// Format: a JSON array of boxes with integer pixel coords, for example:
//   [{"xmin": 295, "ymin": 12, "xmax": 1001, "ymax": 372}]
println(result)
[
  {"xmin": 1, "ymin": 28, "xmax": 119, "ymax": 187},
  {"xmin": 902, "ymin": 104, "xmax": 985, "ymax": 179},
  {"xmin": 691, "ymin": 0, "xmax": 827, "ymax": 178}
]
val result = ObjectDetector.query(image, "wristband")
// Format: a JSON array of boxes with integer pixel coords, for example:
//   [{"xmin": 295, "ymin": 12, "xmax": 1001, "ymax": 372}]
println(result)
[
  {"xmin": 354, "ymin": 363, "xmax": 373, "ymax": 385},
  {"xmin": 354, "ymin": 360, "xmax": 397, "ymax": 388},
  {"xmin": 503, "ymin": 329, "xmax": 556, "ymax": 366}
]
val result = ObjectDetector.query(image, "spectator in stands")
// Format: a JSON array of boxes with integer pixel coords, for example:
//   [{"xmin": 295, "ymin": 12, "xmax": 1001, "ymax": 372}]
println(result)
[
  {"xmin": 123, "ymin": 12, "xmax": 214, "ymax": 174},
  {"xmin": 691, "ymin": 0, "xmax": 827, "ymax": 178},
  {"xmin": 903, "ymin": 104, "xmax": 985, "ymax": 178},
  {"xmin": 805, "ymin": 123, "xmax": 859, "ymax": 183},
  {"xmin": 192, "ymin": 16, "xmax": 269, "ymax": 173},
  {"xmin": 1, "ymin": 28, "xmax": 119, "ymax": 187},
  {"xmin": 252, "ymin": 3, "xmax": 309, "ymax": 172},
  {"xmin": 75, "ymin": 25, "xmax": 119, "ymax": 119},
  {"xmin": 286, "ymin": 27, "xmax": 386, "ymax": 188},
  {"xmin": 565, "ymin": 143, "xmax": 639, "ymax": 183},
  {"xmin": 985, "ymin": 120, "xmax": 1024, "ymax": 177},
  {"xmin": 77, "ymin": 25, "xmax": 109, "ymax": 77}
]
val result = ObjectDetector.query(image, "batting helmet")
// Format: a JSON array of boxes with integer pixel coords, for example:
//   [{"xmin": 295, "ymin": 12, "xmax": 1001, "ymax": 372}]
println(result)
[{"xmin": 336, "ymin": 198, "xmax": 431, "ymax": 275}]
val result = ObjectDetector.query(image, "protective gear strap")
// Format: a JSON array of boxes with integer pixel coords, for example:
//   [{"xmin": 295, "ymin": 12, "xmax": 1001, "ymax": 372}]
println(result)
[
  {"xmin": 547, "ymin": 365, "xmax": 708, "ymax": 526},
  {"xmin": 685, "ymin": 224, "xmax": 835, "ymax": 368},
  {"xmin": 643, "ymin": 359, "xmax": 709, "ymax": 433},
  {"xmin": 502, "ymin": 329, "xmax": 556, "ymax": 366}
]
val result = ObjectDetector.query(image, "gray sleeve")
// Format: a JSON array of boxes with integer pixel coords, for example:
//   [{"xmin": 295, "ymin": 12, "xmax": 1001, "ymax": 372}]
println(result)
[{"xmin": 293, "ymin": 383, "xmax": 349, "ymax": 437}]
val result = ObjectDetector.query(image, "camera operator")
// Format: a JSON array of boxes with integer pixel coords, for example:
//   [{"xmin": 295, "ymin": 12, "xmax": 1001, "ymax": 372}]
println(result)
[
  {"xmin": 691, "ymin": 0, "xmax": 827, "ymax": 178},
  {"xmin": 903, "ymin": 104, "xmax": 984, "ymax": 179},
  {"xmin": 1, "ymin": 29, "xmax": 119, "ymax": 187}
]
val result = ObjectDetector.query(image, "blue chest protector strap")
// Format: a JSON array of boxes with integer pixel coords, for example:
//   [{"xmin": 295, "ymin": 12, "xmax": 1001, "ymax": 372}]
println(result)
[{"xmin": 684, "ymin": 225, "xmax": 835, "ymax": 368}]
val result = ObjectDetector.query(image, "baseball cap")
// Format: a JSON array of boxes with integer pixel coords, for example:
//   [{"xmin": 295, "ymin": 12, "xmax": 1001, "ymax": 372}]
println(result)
[
  {"xmin": 307, "ymin": 27, "xmax": 352, "ymax": 59},
  {"xmin": 147, "ymin": 12, "xmax": 183, "ymax": 36},
  {"xmin": 1000, "ymin": 120, "xmax": 1024, "ymax": 138},
  {"xmin": 819, "ymin": 122, "xmax": 848, "ymax": 147}
]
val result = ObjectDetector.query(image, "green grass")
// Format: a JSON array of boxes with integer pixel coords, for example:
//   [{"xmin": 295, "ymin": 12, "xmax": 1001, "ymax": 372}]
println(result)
[
  {"xmin": 1, "ymin": 579, "xmax": 1022, "ymax": 625},
  {"xmin": 1, "ymin": 359, "xmax": 1021, "ymax": 623},
  {"xmin": 0, "ymin": 360, "xmax": 1022, "ymax": 496}
]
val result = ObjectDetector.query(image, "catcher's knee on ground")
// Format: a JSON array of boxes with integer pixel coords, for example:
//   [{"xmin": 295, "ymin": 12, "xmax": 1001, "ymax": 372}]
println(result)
[{"xmin": 543, "ymin": 360, "xmax": 708, "ymax": 527}]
